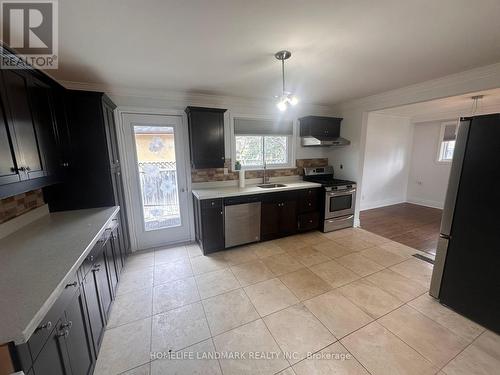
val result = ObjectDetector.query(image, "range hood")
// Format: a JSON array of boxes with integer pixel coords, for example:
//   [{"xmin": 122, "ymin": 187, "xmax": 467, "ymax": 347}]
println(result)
[{"xmin": 299, "ymin": 116, "xmax": 351, "ymax": 147}]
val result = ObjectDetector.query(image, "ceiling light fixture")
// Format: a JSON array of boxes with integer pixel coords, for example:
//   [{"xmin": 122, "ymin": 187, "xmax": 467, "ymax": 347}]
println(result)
[{"xmin": 275, "ymin": 50, "xmax": 298, "ymax": 112}]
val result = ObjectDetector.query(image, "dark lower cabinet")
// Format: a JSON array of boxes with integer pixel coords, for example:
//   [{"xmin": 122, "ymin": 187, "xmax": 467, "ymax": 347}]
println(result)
[
  {"xmin": 261, "ymin": 192, "xmax": 298, "ymax": 241},
  {"xmin": 193, "ymin": 197, "xmax": 224, "ymax": 254},
  {"xmin": 13, "ymin": 215, "xmax": 123, "ymax": 375}
]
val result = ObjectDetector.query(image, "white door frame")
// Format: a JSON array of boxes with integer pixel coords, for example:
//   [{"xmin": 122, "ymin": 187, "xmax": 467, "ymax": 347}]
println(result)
[{"xmin": 115, "ymin": 107, "xmax": 194, "ymax": 252}]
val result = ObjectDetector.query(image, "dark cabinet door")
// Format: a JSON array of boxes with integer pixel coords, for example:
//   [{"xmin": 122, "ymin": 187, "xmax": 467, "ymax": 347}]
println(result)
[
  {"xmin": 31, "ymin": 319, "xmax": 69, "ymax": 375},
  {"xmin": 62, "ymin": 288, "xmax": 94, "ymax": 375},
  {"xmin": 200, "ymin": 199, "xmax": 224, "ymax": 253},
  {"xmin": 111, "ymin": 227, "xmax": 124, "ymax": 274},
  {"xmin": 94, "ymin": 245, "xmax": 113, "ymax": 319},
  {"xmin": 0, "ymin": 70, "xmax": 42, "ymax": 180},
  {"xmin": 0, "ymin": 97, "xmax": 21, "ymax": 185},
  {"xmin": 28, "ymin": 76, "xmax": 59, "ymax": 177},
  {"xmin": 279, "ymin": 200, "xmax": 297, "ymax": 236},
  {"xmin": 186, "ymin": 107, "xmax": 226, "ymax": 169},
  {"xmin": 261, "ymin": 202, "xmax": 280, "ymax": 240},
  {"xmin": 82, "ymin": 269, "xmax": 106, "ymax": 357},
  {"xmin": 104, "ymin": 239, "xmax": 118, "ymax": 297}
]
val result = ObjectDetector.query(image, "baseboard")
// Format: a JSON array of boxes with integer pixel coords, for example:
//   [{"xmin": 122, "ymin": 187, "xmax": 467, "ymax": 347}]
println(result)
[
  {"xmin": 360, "ymin": 198, "xmax": 406, "ymax": 211},
  {"xmin": 406, "ymin": 198, "xmax": 444, "ymax": 209}
]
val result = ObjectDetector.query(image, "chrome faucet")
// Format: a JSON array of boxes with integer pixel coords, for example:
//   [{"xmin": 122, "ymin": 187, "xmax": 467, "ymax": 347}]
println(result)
[{"xmin": 263, "ymin": 162, "xmax": 270, "ymax": 184}]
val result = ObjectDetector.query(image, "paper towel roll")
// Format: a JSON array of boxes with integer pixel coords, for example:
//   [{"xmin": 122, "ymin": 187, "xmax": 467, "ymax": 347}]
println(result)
[{"xmin": 239, "ymin": 170, "xmax": 245, "ymax": 188}]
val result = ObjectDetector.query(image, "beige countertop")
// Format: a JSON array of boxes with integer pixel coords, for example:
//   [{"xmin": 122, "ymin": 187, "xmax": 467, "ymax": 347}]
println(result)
[
  {"xmin": 192, "ymin": 181, "xmax": 322, "ymax": 200},
  {"xmin": 0, "ymin": 206, "xmax": 119, "ymax": 345}
]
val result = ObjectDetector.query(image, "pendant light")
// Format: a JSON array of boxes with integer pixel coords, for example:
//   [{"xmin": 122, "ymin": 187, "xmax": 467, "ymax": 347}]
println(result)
[
  {"xmin": 470, "ymin": 95, "xmax": 483, "ymax": 115},
  {"xmin": 275, "ymin": 50, "xmax": 298, "ymax": 111}
]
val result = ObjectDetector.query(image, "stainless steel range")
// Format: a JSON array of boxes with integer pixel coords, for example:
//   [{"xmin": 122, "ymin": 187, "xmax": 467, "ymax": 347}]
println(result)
[{"xmin": 303, "ymin": 166, "xmax": 357, "ymax": 232}]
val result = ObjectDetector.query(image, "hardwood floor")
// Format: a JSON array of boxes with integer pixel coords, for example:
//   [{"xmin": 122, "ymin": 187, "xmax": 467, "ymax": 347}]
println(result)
[{"xmin": 360, "ymin": 203, "xmax": 443, "ymax": 255}]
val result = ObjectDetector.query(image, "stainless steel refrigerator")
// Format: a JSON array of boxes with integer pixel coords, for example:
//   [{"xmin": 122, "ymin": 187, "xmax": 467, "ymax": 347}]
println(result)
[{"xmin": 430, "ymin": 114, "xmax": 500, "ymax": 334}]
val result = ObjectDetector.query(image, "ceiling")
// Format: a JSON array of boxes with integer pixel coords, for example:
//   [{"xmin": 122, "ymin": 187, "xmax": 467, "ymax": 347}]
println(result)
[
  {"xmin": 376, "ymin": 88, "xmax": 500, "ymax": 121},
  {"xmin": 53, "ymin": 0, "xmax": 500, "ymax": 106}
]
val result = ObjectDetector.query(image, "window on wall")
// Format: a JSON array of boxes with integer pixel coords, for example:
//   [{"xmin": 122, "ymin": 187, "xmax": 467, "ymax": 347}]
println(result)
[
  {"xmin": 438, "ymin": 121, "xmax": 458, "ymax": 162},
  {"xmin": 233, "ymin": 118, "xmax": 293, "ymax": 169}
]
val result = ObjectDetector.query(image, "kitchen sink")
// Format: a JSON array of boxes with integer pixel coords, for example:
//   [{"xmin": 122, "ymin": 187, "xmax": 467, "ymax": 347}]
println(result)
[{"xmin": 257, "ymin": 183, "xmax": 287, "ymax": 189}]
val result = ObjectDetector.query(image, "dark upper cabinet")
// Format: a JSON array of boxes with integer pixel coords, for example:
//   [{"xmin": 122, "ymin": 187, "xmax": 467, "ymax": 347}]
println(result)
[
  {"xmin": 0, "ymin": 96, "xmax": 21, "ymax": 185},
  {"xmin": 299, "ymin": 116, "xmax": 343, "ymax": 137},
  {"xmin": 193, "ymin": 197, "xmax": 224, "ymax": 254},
  {"xmin": 185, "ymin": 106, "xmax": 226, "ymax": 169}
]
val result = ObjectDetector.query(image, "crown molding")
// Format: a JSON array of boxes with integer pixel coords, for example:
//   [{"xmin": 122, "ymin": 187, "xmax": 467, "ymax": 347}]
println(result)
[{"xmin": 336, "ymin": 62, "xmax": 500, "ymax": 112}]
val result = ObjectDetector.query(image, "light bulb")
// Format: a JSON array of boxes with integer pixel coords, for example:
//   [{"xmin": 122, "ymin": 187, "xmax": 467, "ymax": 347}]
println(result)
[
  {"xmin": 289, "ymin": 95, "xmax": 299, "ymax": 106},
  {"xmin": 277, "ymin": 100, "xmax": 287, "ymax": 111}
]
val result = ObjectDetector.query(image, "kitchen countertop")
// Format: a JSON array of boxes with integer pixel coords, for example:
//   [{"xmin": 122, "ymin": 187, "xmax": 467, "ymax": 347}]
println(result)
[
  {"xmin": 192, "ymin": 181, "xmax": 322, "ymax": 200},
  {"xmin": 0, "ymin": 206, "xmax": 119, "ymax": 345}
]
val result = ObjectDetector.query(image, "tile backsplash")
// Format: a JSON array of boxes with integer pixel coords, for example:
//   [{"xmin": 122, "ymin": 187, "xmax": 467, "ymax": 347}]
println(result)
[
  {"xmin": 191, "ymin": 158, "xmax": 328, "ymax": 183},
  {"xmin": 0, "ymin": 189, "xmax": 45, "ymax": 224}
]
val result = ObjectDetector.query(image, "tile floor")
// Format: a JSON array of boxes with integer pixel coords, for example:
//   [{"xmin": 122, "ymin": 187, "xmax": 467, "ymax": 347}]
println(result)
[{"xmin": 94, "ymin": 228, "xmax": 498, "ymax": 375}]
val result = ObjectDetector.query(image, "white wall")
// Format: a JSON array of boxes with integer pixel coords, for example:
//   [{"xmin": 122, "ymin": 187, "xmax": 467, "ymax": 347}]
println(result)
[
  {"xmin": 407, "ymin": 121, "xmax": 452, "ymax": 208},
  {"xmin": 359, "ymin": 113, "xmax": 412, "ymax": 210}
]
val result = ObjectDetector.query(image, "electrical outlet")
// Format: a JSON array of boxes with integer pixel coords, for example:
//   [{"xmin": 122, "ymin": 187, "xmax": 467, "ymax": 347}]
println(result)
[{"xmin": 223, "ymin": 168, "xmax": 228, "ymax": 175}]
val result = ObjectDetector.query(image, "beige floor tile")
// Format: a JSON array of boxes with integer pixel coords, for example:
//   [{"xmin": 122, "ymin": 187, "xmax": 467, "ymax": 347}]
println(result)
[
  {"xmin": 408, "ymin": 294, "xmax": 485, "ymax": 342},
  {"xmin": 313, "ymin": 240, "xmax": 355, "ymax": 258},
  {"xmin": 321, "ymin": 228, "xmax": 358, "ymax": 240},
  {"xmin": 107, "ymin": 288, "xmax": 153, "ymax": 328},
  {"xmin": 338, "ymin": 279, "xmax": 402, "ymax": 318},
  {"xmin": 202, "ymin": 289, "xmax": 259, "ymax": 336},
  {"xmin": 213, "ymin": 319, "xmax": 289, "ymax": 375},
  {"xmin": 151, "ymin": 302, "xmax": 210, "ymax": 352},
  {"xmin": 336, "ymin": 253, "xmax": 384, "ymax": 277},
  {"xmin": 279, "ymin": 268, "xmax": 331, "ymax": 301},
  {"xmin": 304, "ymin": 290, "xmax": 373, "ymax": 338},
  {"xmin": 195, "ymin": 268, "xmax": 240, "ymax": 299},
  {"xmin": 117, "ymin": 267, "xmax": 154, "ymax": 296},
  {"xmin": 222, "ymin": 246, "xmax": 259, "ymax": 265},
  {"xmin": 125, "ymin": 251, "xmax": 155, "ymax": 271},
  {"xmin": 154, "ymin": 245, "xmax": 188, "ymax": 265},
  {"xmin": 359, "ymin": 246, "xmax": 407, "ymax": 267},
  {"xmin": 150, "ymin": 339, "xmax": 222, "ymax": 375},
  {"xmin": 244, "ymin": 278, "xmax": 299, "ymax": 316},
  {"xmin": 231, "ymin": 259, "xmax": 274, "ymax": 287},
  {"xmin": 292, "ymin": 342, "xmax": 370, "ymax": 375},
  {"xmin": 309, "ymin": 260, "xmax": 360, "ymax": 288},
  {"xmin": 94, "ymin": 318, "xmax": 152, "ymax": 375},
  {"xmin": 190, "ymin": 253, "xmax": 228, "ymax": 275},
  {"xmin": 356, "ymin": 229, "xmax": 392, "ymax": 245},
  {"xmin": 264, "ymin": 304, "xmax": 336, "ymax": 364},
  {"xmin": 287, "ymin": 246, "xmax": 331, "ymax": 267},
  {"xmin": 379, "ymin": 305, "xmax": 469, "ymax": 368},
  {"xmin": 365, "ymin": 269, "xmax": 428, "ymax": 302},
  {"xmin": 331, "ymin": 236, "xmax": 375, "ymax": 252},
  {"xmin": 261, "ymin": 253, "xmax": 304, "ymax": 276},
  {"xmin": 341, "ymin": 322, "xmax": 438, "ymax": 375},
  {"xmin": 274, "ymin": 236, "xmax": 308, "ymax": 251},
  {"xmin": 120, "ymin": 363, "xmax": 150, "ymax": 375},
  {"xmin": 154, "ymin": 258, "xmax": 193, "ymax": 285},
  {"xmin": 250, "ymin": 241, "xmax": 286, "ymax": 258},
  {"xmin": 296, "ymin": 231, "xmax": 329, "ymax": 245},
  {"xmin": 378, "ymin": 241, "xmax": 418, "ymax": 258},
  {"xmin": 153, "ymin": 277, "xmax": 200, "ymax": 314},
  {"xmin": 186, "ymin": 242, "xmax": 203, "ymax": 258},
  {"xmin": 442, "ymin": 330, "xmax": 500, "ymax": 375},
  {"xmin": 390, "ymin": 258, "xmax": 433, "ymax": 288}
]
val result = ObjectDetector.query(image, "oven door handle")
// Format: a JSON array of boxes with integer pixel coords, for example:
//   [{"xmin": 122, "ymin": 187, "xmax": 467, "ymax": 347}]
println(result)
[{"xmin": 327, "ymin": 189, "xmax": 356, "ymax": 196}]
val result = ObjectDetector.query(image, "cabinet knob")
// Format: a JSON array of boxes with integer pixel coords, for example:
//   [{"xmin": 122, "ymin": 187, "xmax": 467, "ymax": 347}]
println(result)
[
  {"xmin": 60, "ymin": 321, "xmax": 73, "ymax": 329},
  {"xmin": 10, "ymin": 167, "xmax": 17, "ymax": 173},
  {"xmin": 57, "ymin": 329, "xmax": 69, "ymax": 338},
  {"xmin": 221, "ymin": 157, "xmax": 225, "ymax": 160},
  {"xmin": 18, "ymin": 166, "xmax": 26, "ymax": 172},
  {"xmin": 65, "ymin": 281, "xmax": 78, "ymax": 288},
  {"xmin": 308, "ymin": 202, "xmax": 312, "ymax": 206},
  {"xmin": 26, "ymin": 166, "xmax": 31, "ymax": 171},
  {"xmin": 39, "ymin": 321, "xmax": 52, "ymax": 331}
]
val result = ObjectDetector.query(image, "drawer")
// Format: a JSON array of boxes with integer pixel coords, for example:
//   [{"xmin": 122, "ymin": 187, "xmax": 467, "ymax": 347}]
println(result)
[
  {"xmin": 201, "ymin": 198, "xmax": 222, "ymax": 210},
  {"xmin": 298, "ymin": 212, "xmax": 319, "ymax": 231},
  {"xmin": 298, "ymin": 188, "xmax": 319, "ymax": 213},
  {"xmin": 28, "ymin": 272, "xmax": 79, "ymax": 361}
]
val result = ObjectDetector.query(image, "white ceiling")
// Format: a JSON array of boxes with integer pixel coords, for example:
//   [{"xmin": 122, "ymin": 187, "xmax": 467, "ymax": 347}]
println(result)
[
  {"xmin": 376, "ymin": 88, "xmax": 500, "ymax": 121},
  {"xmin": 53, "ymin": 0, "xmax": 500, "ymax": 106}
]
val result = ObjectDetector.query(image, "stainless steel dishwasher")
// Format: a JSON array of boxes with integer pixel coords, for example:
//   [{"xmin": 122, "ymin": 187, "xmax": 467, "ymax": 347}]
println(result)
[{"xmin": 224, "ymin": 195, "xmax": 261, "ymax": 248}]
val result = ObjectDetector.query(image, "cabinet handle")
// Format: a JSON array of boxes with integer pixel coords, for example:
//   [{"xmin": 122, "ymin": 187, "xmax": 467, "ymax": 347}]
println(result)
[
  {"xmin": 26, "ymin": 166, "xmax": 31, "ymax": 171},
  {"xmin": 221, "ymin": 157, "xmax": 225, "ymax": 160},
  {"xmin": 18, "ymin": 166, "xmax": 26, "ymax": 172},
  {"xmin": 65, "ymin": 281, "xmax": 78, "ymax": 288},
  {"xmin": 60, "ymin": 321, "xmax": 73, "ymax": 330},
  {"xmin": 308, "ymin": 202, "xmax": 312, "ymax": 206},
  {"xmin": 220, "ymin": 210, "xmax": 223, "ymax": 215},
  {"xmin": 56, "ymin": 329, "xmax": 69, "ymax": 338},
  {"xmin": 10, "ymin": 167, "xmax": 17, "ymax": 173},
  {"xmin": 39, "ymin": 321, "xmax": 52, "ymax": 331}
]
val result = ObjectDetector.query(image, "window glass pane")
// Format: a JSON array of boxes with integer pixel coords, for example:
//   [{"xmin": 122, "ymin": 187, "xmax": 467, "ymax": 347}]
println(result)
[
  {"xmin": 264, "ymin": 136, "xmax": 288, "ymax": 165},
  {"xmin": 443, "ymin": 140, "xmax": 455, "ymax": 160},
  {"xmin": 235, "ymin": 135, "xmax": 263, "ymax": 166},
  {"xmin": 134, "ymin": 126, "xmax": 181, "ymax": 231}
]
